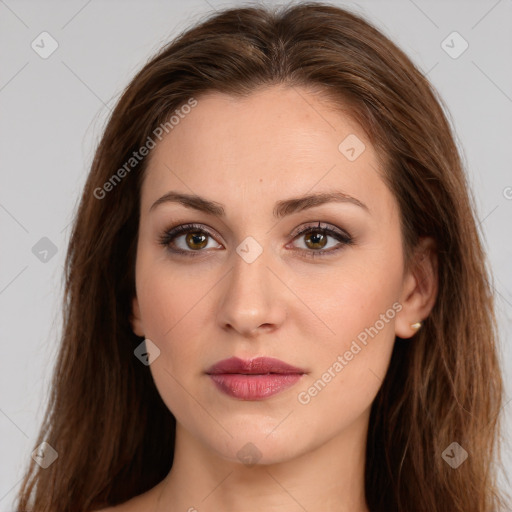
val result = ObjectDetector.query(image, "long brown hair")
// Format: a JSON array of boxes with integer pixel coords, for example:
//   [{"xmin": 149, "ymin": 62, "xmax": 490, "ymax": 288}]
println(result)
[{"xmin": 16, "ymin": 3, "xmax": 507, "ymax": 511}]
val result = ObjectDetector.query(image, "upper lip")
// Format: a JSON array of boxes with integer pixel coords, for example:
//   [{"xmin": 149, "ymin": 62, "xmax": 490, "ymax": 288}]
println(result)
[{"xmin": 206, "ymin": 356, "xmax": 306, "ymax": 375}]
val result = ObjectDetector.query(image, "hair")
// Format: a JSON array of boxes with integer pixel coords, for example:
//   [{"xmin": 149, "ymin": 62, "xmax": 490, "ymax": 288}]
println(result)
[{"xmin": 16, "ymin": 2, "xmax": 507, "ymax": 511}]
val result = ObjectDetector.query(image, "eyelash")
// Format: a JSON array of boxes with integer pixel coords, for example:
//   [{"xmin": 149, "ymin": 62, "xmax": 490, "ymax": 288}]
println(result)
[{"xmin": 157, "ymin": 222, "xmax": 354, "ymax": 260}]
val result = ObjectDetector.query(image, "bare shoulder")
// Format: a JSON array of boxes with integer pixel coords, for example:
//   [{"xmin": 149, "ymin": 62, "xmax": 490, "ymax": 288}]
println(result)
[
  {"xmin": 92, "ymin": 500, "xmax": 141, "ymax": 512},
  {"xmin": 90, "ymin": 479, "xmax": 167, "ymax": 512},
  {"xmin": 91, "ymin": 498, "xmax": 146, "ymax": 512},
  {"xmin": 92, "ymin": 504, "xmax": 132, "ymax": 512},
  {"xmin": 91, "ymin": 487, "xmax": 158, "ymax": 512}
]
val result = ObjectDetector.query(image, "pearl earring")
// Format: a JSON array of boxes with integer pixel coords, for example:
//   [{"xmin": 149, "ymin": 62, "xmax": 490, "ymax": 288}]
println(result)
[{"xmin": 411, "ymin": 321, "xmax": 422, "ymax": 330}]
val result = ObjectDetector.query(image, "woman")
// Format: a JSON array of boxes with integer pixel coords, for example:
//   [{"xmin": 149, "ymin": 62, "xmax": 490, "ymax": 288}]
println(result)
[{"xmin": 16, "ymin": 2, "xmax": 507, "ymax": 511}]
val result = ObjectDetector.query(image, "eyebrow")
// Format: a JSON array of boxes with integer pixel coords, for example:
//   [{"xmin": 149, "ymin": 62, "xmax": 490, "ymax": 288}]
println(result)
[{"xmin": 149, "ymin": 190, "xmax": 370, "ymax": 218}]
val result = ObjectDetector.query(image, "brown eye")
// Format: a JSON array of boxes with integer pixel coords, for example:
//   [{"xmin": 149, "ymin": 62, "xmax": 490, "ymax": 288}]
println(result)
[
  {"xmin": 289, "ymin": 223, "xmax": 354, "ymax": 259},
  {"xmin": 303, "ymin": 230, "xmax": 328, "ymax": 250},
  {"xmin": 158, "ymin": 223, "xmax": 222, "ymax": 256},
  {"xmin": 184, "ymin": 231, "xmax": 209, "ymax": 250}
]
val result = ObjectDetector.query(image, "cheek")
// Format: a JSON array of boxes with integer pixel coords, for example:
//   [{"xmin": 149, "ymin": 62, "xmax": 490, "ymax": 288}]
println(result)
[
  {"xmin": 135, "ymin": 254, "xmax": 211, "ymax": 374},
  {"xmin": 294, "ymin": 245, "xmax": 402, "ymax": 351},
  {"xmin": 292, "ymin": 246, "xmax": 402, "ymax": 415},
  {"xmin": 137, "ymin": 269, "xmax": 212, "ymax": 420},
  {"xmin": 294, "ymin": 302, "xmax": 397, "ymax": 441}
]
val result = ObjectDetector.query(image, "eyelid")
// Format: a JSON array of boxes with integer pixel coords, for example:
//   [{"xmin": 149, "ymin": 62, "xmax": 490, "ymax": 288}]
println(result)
[
  {"xmin": 288, "ymin": 221, "xmax": 351, "ymax": 240},
  {"xmin": 158, "ymin": 223, "xmax": 222, "ymax": 251},
  {"xmin": 159, "ymin": 221, "xmax": 354, "ymax": 257}
]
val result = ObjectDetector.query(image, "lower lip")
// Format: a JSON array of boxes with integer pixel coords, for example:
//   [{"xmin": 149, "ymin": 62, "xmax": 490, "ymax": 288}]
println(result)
[{"xmin": 208, "ymin": 373, "xmax": 304, "ymax": 400}]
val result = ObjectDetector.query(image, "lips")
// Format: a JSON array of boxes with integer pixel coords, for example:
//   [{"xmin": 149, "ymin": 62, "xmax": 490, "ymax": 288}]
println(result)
[
  {"xmin": 206, "ymin": 357, "xmax": 306, "ymax": 400},
  {"xmin": 206, "ymin": 356, "xmax": 306, "ymax": 375}
]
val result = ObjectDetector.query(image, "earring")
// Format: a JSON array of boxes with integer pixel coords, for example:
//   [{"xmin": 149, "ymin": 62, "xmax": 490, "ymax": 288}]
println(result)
[{"xmin": 411, "ymin": 321, "xmax": 422, "ymax": 330}]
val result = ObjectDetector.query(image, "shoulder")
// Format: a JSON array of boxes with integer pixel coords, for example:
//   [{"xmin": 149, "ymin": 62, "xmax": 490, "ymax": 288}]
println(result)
[
  {"xmin": 91, "ymin": 495, "xmax": 146, "ymax": 512},
  {"xmin": 92, "ymin": 501, "xmax": 138, "ymax": 512},
  {"xmin": 91, "ymin": 482, "xmax": 163, "ymax": 512},
  {"xmin": 92, "ymin": 499, "xmax": 143, "ymax": 512}
]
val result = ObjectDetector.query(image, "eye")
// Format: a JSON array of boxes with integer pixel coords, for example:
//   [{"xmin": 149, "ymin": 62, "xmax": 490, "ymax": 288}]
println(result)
[
  {"xmin": 158, "ymin": 223, "xmax": 222, "ymax": 256},
  {"xmin": 287, "ymin": 222, "xmax": 354, "ymax": 259},
  {"xmin": 158, "ymin": 221, "xmax": 354, "ymax": 259}
]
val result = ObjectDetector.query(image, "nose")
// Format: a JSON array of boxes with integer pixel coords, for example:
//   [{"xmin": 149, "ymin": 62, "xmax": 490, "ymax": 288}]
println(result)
[{"xmin": 216, "ymin": 246, "xmax": 287, "ymax": 338}]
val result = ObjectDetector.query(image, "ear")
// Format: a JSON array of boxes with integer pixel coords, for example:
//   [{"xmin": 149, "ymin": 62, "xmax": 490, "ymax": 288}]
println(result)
[
  {"xmin": 130, "ymin": 296, "xmax": 145, "ymax": 337},
  {"xmin": 395, "ymin": 236, "xmax": 438, "ymax": 339}
]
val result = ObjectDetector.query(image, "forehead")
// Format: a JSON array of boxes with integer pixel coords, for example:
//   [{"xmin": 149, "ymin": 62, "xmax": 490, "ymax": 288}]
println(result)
[{"xmin": 140, "ymin": 86, "xmax": 393, "ymax": 219}]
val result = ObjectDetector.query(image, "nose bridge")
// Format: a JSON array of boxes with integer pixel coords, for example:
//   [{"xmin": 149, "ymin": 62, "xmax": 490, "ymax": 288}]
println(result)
[
  {"xmin": 232, "ymin": 238, "xmax": 271, "ymax": 295},
  {"xmin": 216, "ymin": 237, "xmax": 286, "ymax": 334}
]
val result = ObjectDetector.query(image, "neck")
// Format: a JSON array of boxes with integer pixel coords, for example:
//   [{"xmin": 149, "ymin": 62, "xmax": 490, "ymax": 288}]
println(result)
[{"xmin": 152, "ymin": 413, "xmax": 370, "ymax": 512}]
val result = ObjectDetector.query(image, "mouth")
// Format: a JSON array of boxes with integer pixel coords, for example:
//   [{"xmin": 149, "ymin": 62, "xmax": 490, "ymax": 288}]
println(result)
[{"xmin": 206, "ymin": 356, "xmax": 306, "ymax": 400}]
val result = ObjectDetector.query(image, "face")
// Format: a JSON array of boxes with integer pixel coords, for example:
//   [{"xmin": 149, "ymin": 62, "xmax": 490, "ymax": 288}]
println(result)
[{"xmin": 131, "ymin": 85, "xmax": 424, "ymax": 465}]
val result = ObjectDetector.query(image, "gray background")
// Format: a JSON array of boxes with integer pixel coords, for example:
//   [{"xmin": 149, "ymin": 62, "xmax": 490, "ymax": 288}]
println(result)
[{"xmin": 1, "ymin": 0, "xmax": 511, "ymax": 509}]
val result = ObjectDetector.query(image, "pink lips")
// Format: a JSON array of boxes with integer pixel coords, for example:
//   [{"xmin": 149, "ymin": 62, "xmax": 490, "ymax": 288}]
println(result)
[{"xmin": 206, "ymin": 357, "xmax": 306, "ymax": 400}]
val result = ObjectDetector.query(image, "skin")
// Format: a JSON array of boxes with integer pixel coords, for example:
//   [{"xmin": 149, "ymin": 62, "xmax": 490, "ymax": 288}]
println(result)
[{"xmin": 98, "ymin": 85, "xmax": 437, "ymax": 512}]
